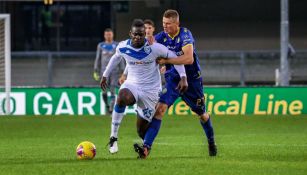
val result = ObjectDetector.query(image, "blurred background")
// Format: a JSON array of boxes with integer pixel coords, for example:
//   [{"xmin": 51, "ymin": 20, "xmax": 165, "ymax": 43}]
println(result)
[{"xmin": 0, "ymin": 0, "xmax": 306, "ymax": 87}]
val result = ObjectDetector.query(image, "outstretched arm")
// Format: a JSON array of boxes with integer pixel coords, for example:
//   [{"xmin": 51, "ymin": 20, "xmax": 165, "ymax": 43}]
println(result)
[
  {"xmin": 119, "ymin": 66, "xmax": 128, "ymax": 85},
  {"xmin": 101, "ymin": 54, "xmax": 122, "ymax": 90},
  {"xmin": 165, "ymin": 49, "xmax": 188, "ymax": 93},
  {"xmin": 158, "ymin": 44, "xmax": 194, "ymax": 65}
]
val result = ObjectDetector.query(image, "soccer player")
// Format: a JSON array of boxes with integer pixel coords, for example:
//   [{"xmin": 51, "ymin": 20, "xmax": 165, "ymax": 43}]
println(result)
[
  {"xmin": 101, "ymin": 19, "xmax": 188, "ymax": 154},
  {"xmin": 94, "ymin": 28, "xmax": 124, "ymax": 113},
  {"xmin": 134, "ymin": 9, "xmax": 217, "ymax": 158}
]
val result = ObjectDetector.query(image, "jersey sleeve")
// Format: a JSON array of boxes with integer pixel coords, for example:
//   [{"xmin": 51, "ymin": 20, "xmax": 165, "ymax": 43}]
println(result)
[
  {"xmin": 154, "ymin": 43, "xmax": 177, "ymax": 59},
  {"xmin": 153, "ymin": 43, "xmax": 186, "ymax": 77},
  {"xmin": 94, "ymin": 43, "xmax": 101, "ymax": 72},
  {"xmin": 123, "ymin": 65, "xmax": 128, "ymax": 75},
  {"xmin": 154, "ymin": 32, "xmax": 164, "ymax": 44},
  {"xmin": 181, "ymin": 28, "xmax": 194, "ymax": 48}
]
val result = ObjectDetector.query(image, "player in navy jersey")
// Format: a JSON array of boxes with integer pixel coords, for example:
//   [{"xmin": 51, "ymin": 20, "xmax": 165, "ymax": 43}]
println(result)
[{"xmin": 134, "ymin": 9, "xmax": 217, "ymax": 158}]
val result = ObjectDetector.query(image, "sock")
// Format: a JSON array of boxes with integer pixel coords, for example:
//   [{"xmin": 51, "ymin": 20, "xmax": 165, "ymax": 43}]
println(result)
[
  {"xmin": 143, "ymin": 118, "xmax": 162, "ymax": 148},
  {"xmin": 102, "ymin": 93, "xmax": 109, "ymax": 108},
  {"xmin": 200, "ymin": 117, "xmax": 215, "ymax": 144},
  {"xmin": 110, "ymin": 104, "xmax": 125, "ymax": 138}
]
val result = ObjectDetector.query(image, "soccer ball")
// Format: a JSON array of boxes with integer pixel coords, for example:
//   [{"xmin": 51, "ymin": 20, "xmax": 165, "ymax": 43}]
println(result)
[{"xmin": 76, "ymin": 141, "xmax": 96, "ymax": 160}]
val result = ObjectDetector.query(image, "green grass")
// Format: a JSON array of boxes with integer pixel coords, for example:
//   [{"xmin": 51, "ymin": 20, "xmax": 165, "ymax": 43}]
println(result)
[{"xmin": 0, "ymin": 115, "xmax": 307, "ymax": 175}]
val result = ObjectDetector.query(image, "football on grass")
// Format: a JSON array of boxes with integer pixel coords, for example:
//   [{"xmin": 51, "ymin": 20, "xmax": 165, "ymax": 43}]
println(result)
[{"xmin": 76, "ymin": 141, "xmax": 96, "ymax": 160}]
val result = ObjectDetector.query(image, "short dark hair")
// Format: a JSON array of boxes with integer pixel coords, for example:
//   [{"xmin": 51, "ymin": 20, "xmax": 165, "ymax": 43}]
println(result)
[
  {"xmin": 144, "ymin": 19, "xmax": 155, "ymax": 27},
  {"xmin": 131, "ymin": 19, "xmax": 144, "ymax": 28},
  {"xmin": 163, "ymin": 9, "xmax": 179, "ymax": 20},
  {"xmin": 104, "ymin": 28, "xmax": 113, "ymax": 32}
]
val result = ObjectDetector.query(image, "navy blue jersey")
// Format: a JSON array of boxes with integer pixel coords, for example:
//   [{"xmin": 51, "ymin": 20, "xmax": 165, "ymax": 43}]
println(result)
[{"xmin": 155, "ymin": 27, "xmax": 202, "ymax": 82}]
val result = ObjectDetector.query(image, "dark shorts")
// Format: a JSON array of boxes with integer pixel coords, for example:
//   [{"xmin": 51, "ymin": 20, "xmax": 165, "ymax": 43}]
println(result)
[{"xmin": 159, "ymin": 74, "xmax": 206, "ymax": 115}]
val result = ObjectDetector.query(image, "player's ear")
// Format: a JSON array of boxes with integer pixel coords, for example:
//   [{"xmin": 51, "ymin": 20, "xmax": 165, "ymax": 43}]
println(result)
[{"xmin": 129, "ymin": 30, "xmax": 132, "ymax": 38}]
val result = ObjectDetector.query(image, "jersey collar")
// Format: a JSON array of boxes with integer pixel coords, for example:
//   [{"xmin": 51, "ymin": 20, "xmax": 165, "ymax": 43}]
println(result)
[
  {"xmin": 167, "ymin": 27, "xmax": 180, "ymax": 40},
  {"xmin": 127, "ymin": 39, "xmax": 148, "ymax": 50}
]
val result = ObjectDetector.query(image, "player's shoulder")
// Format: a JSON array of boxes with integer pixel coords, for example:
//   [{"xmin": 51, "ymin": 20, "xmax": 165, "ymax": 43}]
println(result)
[
  {"xmin": 155, "ymin": 31, "xmax": 166, "ymax": 37},
  {"xmin": 151, "ymin": 42, "xmax": 167, "ymax": 51},
  {"xmin": 154, "ymin": 31, "xmax": 167, "ymax": 42},
  {"xmin": 179, "ymin": 27, "xmax": 193, "ymax": 37},
  {"xmin": 112, "ymin": 41, "xmax": 119, "ymax": 47},
  {"xmin": 117, "ymin": 39, "xmax": 129, "ymax": 48},
  {"xmin": 97, "ymin": 42, "xmax": 105, "ymax": 47}
]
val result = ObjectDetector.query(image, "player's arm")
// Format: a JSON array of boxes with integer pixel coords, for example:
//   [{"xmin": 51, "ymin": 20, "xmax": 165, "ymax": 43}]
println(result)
[
  {"xmin": 93, "ymin": 43, "xmax": 101, "ymax": 81},
  {"xmin": 158, "ymin": 30, "xmax": 195, "ymax": 65},
  {"xmin": 159, "ymin": 44, "xmax": 194, "ymax": 65},
  {"xmin": 119, "ymin": 65, "xmax": 128, "ymax": 85},
  {"xmin": 159, "ymin": 45, "xmax": 188, "ymax": 93},
  {"xmin": 101, "ymin": 53, "xmax": 122, "ymax": 91},
  {"xmin": 172, "ymin": 60, "xmax": 188, "ymax": 93}
]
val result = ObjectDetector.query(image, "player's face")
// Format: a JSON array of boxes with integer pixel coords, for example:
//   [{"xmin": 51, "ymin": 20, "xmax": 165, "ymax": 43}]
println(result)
[
  {"xmin": 145, "ymin": 24, "xmax": 155, "ymax": 37},
  {"xmin": 162, "ymin": 17, "xmax": 179, "ymax": 35},
  {"xmin": 104, "ymin": 31, "xmax": 114, "ymax": 43},
  {"xmin": 130, "ymin": 26, "xmax": 146, "ymax": 48}
]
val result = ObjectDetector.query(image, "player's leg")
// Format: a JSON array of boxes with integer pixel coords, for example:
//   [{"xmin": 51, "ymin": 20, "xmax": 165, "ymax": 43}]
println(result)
[
  {"xmin": 136, "ymin": 116, "xmax": 149, "ymax": 140},
  {"xmin": 135, "ymin": 78, "xmax": 180, "ymax": 158},
  {"xmin": 199, "ymin": 112, "xmax": 217, "ymax": 156},
  {"xmin": 108, "ymin": 83, "xmax": 136, "ymax": 154},
  {"xmin": 108, "ymin": 73, "xmax": 120, "ymax": 113},
  {"xmin": 108, "ymin": 85, "xmax": 116, "ymax": 113},
  {"xmin": 102, "ymin": 91, "xmax": 109, "ymax": 113},
  {"xmin": 181, "ymin": 80, "xmax": 217, "ymax": 156},
  {"xmin": 136, "ymin": 90, "xmax": 161, "ymax": 140}
]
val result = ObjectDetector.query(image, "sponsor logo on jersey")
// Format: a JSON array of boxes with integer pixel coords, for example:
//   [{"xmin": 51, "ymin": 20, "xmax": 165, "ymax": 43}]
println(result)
[
  {"xmin": 128, "ymin": 60, "xmax": 154, "ymax": 65},
  {"xmin": 167, "ymin": 45, "xmax": 177, "ymax": 50}
]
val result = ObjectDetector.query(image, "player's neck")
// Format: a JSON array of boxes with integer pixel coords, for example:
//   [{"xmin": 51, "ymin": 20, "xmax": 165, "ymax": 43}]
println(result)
[
  {"xmin": 168, "ymin": 27, "xmax": 180, "ymax": 39},
  {"xmin": 131, "ymin": 43, "xmax": 144, "ymax": 49},
  {"xmin": 105, "ymin": 40, "xmax": 113, "ymax": 44}
]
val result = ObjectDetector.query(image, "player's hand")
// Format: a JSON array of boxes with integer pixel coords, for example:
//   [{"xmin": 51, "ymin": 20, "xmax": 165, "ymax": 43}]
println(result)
[
  {"xmin": 147, "ymin": 35, "xmax": 156, "ymax": 45},
  {"xmin": 156, "ymin": 57, "xmax": 168, "ymax": 65},
  {"xmin": 177, "ymin": 76, "xmax": 188, "ymax": 94},
  {"xmin": 160, "ymin": 66, "xmax": 166, "ymax": 74},
  {"xmin": 118, "ymin": 74, "xmax": 127, "ymax": 85},
  {"xmin": 93, "ymin": 72, "xmax": 100, "ymax": 81},
  {"xmin": 100, "ymin": 76, "xmax": 108, "ymax": 91}
]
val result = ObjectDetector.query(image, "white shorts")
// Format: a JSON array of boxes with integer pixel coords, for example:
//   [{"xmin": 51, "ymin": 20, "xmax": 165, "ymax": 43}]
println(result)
[{"xmin": 120, "ymin": 81, "xmax": 160, "ymax": 122}]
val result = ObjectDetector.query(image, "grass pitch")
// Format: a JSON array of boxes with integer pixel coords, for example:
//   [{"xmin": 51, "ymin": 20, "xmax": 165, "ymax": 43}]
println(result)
[{"xmin": 0, "ymin": 115, "xmax": 307, "ymax": 175}]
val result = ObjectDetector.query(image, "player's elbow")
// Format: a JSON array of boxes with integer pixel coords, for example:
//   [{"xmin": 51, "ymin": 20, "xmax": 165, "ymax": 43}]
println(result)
[{"xmin": 185, "ymin": 57, "xmax": 194, "ymax": 65}]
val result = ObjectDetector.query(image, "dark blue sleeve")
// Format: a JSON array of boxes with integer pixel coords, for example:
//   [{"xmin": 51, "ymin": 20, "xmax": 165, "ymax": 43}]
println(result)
[
  {"xmin": 181, "ymin": 28, "xmax": 194, "ymax": 47},
  {"xmin": 154, "ymin": 32, "xmax": 164, "ymax": 44}
]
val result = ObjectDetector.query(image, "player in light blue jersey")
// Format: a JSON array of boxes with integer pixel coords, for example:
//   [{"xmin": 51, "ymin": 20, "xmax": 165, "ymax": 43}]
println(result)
[
  {"xmin": 101, "ymin": 19, "xmax": 188, "ymax": 154},
  {"xmin": 134, "ymin": 9, "xmax": 217, "ymax": 158},
  {"xmin": 94, "ymin": 28, "xmax": 124, "ymax": 113}
]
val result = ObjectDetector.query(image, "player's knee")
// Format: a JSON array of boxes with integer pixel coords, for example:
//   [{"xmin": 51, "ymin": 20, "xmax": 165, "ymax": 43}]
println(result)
[
  {"xmin": 154, "ymin": 103, "xmax": 168, "ymax": 120},
  {"xmin": 117, "ymin": 89, "xmax": 135, "ymax": 106},
  {"xmin": 199, "ymin": 113, "xmax": 210, "ymax": 122}
]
